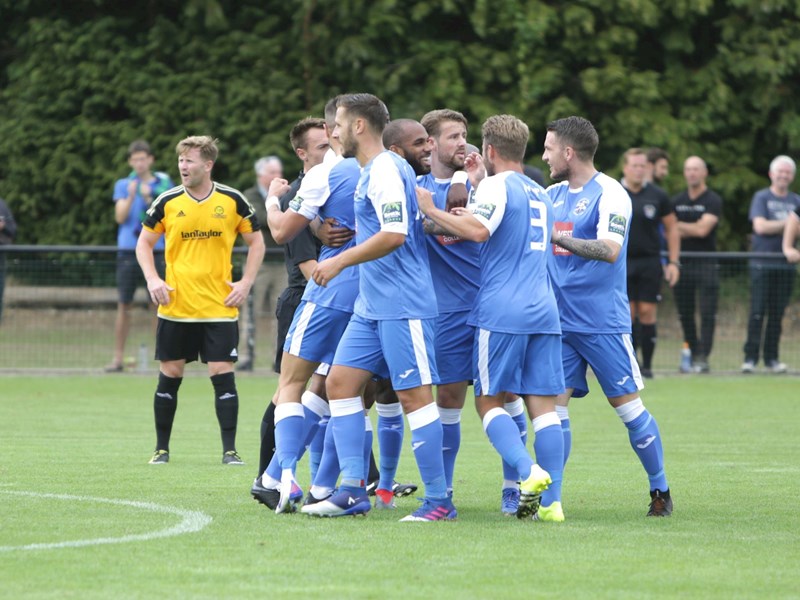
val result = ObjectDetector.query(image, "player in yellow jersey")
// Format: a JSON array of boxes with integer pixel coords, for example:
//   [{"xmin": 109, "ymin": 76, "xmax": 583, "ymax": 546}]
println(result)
[{"xmin": 136, "ymin": 135, "xmax": 265, "ymax": 465}]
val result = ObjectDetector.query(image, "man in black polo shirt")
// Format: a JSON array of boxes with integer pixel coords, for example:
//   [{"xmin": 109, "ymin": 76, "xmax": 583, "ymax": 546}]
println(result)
[
  {"xmin": 671, "ymin": 156, "xmax": 723, "ymax": 373},
  {"xmin": 622, "ymin": 148, "xmax": 681, "ymax": 378}
]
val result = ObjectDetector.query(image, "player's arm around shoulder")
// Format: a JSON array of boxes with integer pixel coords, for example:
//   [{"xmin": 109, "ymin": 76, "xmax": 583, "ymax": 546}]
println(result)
[
  {"xmin": 416, "ymin": 185, "xmax": 488, "ymax": 242},
  {"xmin": 312, "ymin": 230, "xmax": 404, "ymax": 287}
]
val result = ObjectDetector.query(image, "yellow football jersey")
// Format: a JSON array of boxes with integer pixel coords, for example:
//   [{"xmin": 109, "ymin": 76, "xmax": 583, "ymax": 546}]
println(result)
[{"xmin": 142, "ymin": 183, "xmax": 259, "ymax": 321}]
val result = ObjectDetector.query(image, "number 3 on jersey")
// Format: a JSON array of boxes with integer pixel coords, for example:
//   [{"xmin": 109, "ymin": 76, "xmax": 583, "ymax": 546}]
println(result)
[{"xmin": 529, "ymin": 198, "xmax": 548, "ymax": 252}]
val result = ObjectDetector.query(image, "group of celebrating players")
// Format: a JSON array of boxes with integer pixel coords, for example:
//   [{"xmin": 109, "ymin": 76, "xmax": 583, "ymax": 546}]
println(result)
[
  {"xmin": 137, "ymin": 92, "xmax": 672, "ymax": 523},
  {"xmin": 249, "ymin": 93, "xmax": 672, "ymax": 522}
]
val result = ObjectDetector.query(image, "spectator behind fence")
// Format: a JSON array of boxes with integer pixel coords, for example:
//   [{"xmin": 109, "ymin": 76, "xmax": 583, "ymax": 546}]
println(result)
[
  {"xmin": 106, "ymin": 140, "xmax": 174, "ymax": 372},
  {"xmin": 0, "ymin": 196, "xmax": 18, "ymax": 323},
  {"xmin": 742, "ymin": 155, "xmax": 800, "ymax": 374},
  {"xmin": 621, "ymin": 148, "xmax": 680, "ymax": 378},
  {"xmin": 645, "ymin": 147, "xmax": 670, "ymax": 186},
  {"xmin": 136, "ymin": 135, "xmax": 265, "ymax": 466},
  {"xmin": 237, "ymin": 155, "xmax": 286, "ymax": 371},
  {"xmin": 672, "ymin": 156, "xmax": 723, "ymax": 374}
]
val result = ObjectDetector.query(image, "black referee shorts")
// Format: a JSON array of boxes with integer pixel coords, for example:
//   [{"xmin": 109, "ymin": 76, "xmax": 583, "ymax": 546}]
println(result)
[
  {"xmin": 274, "ymin": 286, "xmax": 305, "ymax": 373},
  {"xmin": 627, "ymin": 256, "xmax": 663, "ymax": 303}
]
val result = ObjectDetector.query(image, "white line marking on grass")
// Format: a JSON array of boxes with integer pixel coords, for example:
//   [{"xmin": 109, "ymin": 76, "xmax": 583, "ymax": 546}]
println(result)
[{"xmin": 0, "ymin": 491, "xmax": 212, "ymax": 552}]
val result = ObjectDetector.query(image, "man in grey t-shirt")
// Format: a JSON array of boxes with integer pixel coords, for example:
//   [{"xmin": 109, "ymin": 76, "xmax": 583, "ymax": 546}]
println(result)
[{"xmin": 742, "ymin": 155, "xmax": 800, "ymax": 373}]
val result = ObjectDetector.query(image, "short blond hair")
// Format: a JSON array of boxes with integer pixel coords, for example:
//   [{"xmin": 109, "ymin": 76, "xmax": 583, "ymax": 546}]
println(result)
[
  {"xmin": 481, "ymin": 115, "xmax": 529, "ymax": 162},
  {"xmin": 176, "ymin": 135, "xmax": 219, "ymax": 163}
]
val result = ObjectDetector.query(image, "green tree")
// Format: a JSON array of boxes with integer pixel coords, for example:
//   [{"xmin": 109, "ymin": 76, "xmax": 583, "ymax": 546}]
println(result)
[{"xmin": 1, "ymin": 0, "xmax": 799, "ymax": 250}]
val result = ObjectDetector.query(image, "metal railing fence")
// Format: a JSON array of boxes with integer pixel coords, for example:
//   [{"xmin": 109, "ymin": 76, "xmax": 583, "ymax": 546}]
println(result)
[{"xmin": 1, "ymin": 246, "xmax": 799, "ymax": 375}]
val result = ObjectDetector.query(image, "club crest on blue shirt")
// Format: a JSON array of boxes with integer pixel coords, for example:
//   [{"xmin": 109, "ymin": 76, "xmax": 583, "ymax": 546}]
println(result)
[
  {"xmin": 381, "ymin": 202, "xmax": 403, "ymax": 224},
  {"xmin": 644, "ymin": 204, "xmax": 657, "ymax": 219},
  {"xmin": 573, "ymin": 198, "xmax": 590, "ymax": 215},
  {"xmin": 608, "ymin": 213, "xmax": 627, "ymax": 236},
  {"xmin": 473, "ymin": 203, "xmax": 496, "ymax": 220}
]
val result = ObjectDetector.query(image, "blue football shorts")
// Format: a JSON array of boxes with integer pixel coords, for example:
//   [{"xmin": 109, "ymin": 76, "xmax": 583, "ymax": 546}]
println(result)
[
  {"xmin": 332, "ymin": 314, "xmax": 438, "ymax": 391},
  {"xmin": 434, "ymin": 309, "xmax": 474, "ymax": 385},
  {"xmin": 283, "ymin": 301, "xmax": 353, "ymax": 365},
  {"xmin": 473, "ymin": 329, "xmax": 564, "ymax": 397},
  {"xmin": 561, "ymin": 331, "xmax": 644, "ymax": 398}
]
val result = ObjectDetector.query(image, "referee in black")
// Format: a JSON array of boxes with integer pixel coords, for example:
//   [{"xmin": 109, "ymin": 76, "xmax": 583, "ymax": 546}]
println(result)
[{"xmin": 622, "ymin": 148, "xmax": 681, "ymax": 378}]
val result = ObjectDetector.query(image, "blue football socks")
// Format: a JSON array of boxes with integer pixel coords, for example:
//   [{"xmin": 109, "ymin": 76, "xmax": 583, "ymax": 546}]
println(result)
[
  {"xmin": 532, "ymin": 412, "xmax": 564, "ymax": 507},
  {"xmin": 616, "ymin": 398, "xmax": 668, "ymax": 492},
  {"xmin": 407, "ymin": 403, "xmax": 448, "ymax": 500},
  {"xmin": 376, "ymin": 402, "xmax": 404, "ymax": 492}
]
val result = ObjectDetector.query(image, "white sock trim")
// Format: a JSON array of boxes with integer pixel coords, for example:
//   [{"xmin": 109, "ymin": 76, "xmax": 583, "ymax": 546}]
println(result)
[
  {"xmin": 261, "ymin": 473, "xmax": 280, "ymax": 488},
  {"xmin": 532, "ymin": 411, "xmax": 561, "ymax": 432},
  {"xmin": 406, "ymin": 402, "xmax": 440, "ymax": 430},
  {"xmin": 301, "ymin": 391, "xmax": 330, "ymax": 417},
  {"xmin": 438, "ymin": 407, "xmax": 462, "ymax": 425},
  {"xmin": 503, "ymin": 396, "xmax": 525, "ymax": 417},
  {"xmin": 310, "ymin": 485, "xmax": 333, "ymax": 498},
  {"xmin": 555, "ymin": 405, "xmax": 569, "ymax": 421},
  {"xmin": 329, "ymin": 396, "xmax": 364, "ymax": 417},
  {"xmin": 274, "ymin": 402, "xmax": 305, "ymax": 423},
  {"xmin": 375, "ymin": 401, "xmax": 403, "ymax": 418},
  {"xmin": 615, "ymin": 398, "xmax": 645, "ymax": 423},
  {"xmin": 482, "ymin": 406, "xmax": 507, "ymax": 432}
]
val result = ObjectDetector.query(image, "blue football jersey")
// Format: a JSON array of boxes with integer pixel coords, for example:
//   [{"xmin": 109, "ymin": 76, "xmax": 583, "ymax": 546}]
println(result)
[
  {"xmin": 353, "ymin": 151, "xmax": 438, "ymax": 320},
  {"xmin": 417, "ymin": 174, "xmax": 480, "ymax": 313},
  {"xmin": 547, "ymin": 172, "xmax": 632, "ymax": 334},
  {"xmin": 468, "ymin": 171, "xmax": 560, "ymax": 334},
  {"xmin": 291, "ymin": 156, "xmax": 360, "ymax": 312}
]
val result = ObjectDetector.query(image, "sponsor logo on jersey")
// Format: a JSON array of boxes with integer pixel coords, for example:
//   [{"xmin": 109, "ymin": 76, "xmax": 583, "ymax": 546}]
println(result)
[
  {"xmin": 381, "ymin": 201, "xmax": 403, "ymax": 224},
  {"xmin": 552, "ymin": 221, "xmax": 574, "ymax": 255},
  {"xmin": 181, "ymin": 229, "xmax": 223, "ymax": 240},
  {"xmin": 436, "ymin": 234, "xmax": 464, "ymax": 246},
  {"xmin": 176, "ymin": 210, "xmax": 187, "ymax": 218},
  {"xmin": 212, "ymin": 205, "xmax": 226, "ymax": 219},
  {"xmin": 572, "ymin": 198, "xmax": 590, "ymax": 215},
  {"xmin": 608, "ymin": 213, "xmax": 627, "ymax": 236},
  {"xmin": 472, "ymin": 203, "xmax": 496, "ymax": 221}
]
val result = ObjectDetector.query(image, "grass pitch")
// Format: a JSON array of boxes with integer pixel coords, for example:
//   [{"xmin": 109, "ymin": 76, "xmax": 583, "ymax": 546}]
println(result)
[{"xmin": 1, "ymin": 373, "xmax": 798, "ymax": 599}]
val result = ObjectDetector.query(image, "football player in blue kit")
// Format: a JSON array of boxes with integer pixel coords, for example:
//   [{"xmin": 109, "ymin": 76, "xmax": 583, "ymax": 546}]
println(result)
[
  {"xmin": 416, "ymin": 114, "xmax": 562, "ymax": 521},
  {"xmin": 416, "ymin": 109, "xmax": 481, "ymax": 501},
  {"xmin": 307, "ymin": 93, "xmax": 455, "ymax": 522},
  {"xmin": 544, "ymin": 116, "xmax": 672, "ymax": 517},
  {"xmin": 256, "ymin": 96, "xmax": 361, "ymax": 514}
]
